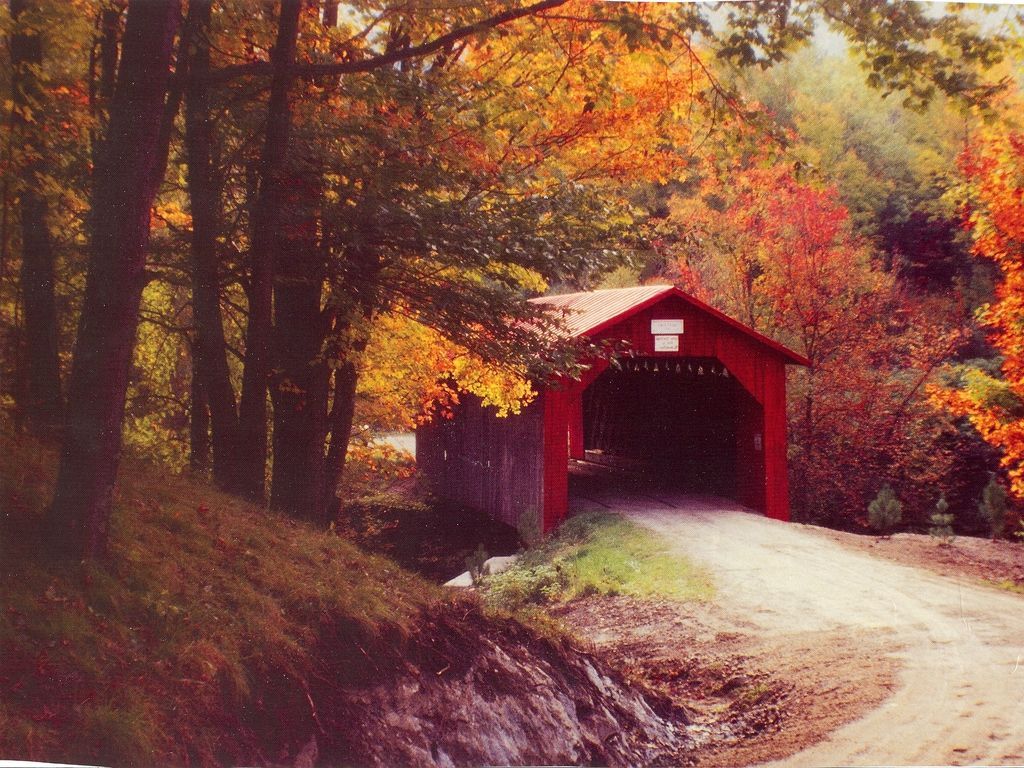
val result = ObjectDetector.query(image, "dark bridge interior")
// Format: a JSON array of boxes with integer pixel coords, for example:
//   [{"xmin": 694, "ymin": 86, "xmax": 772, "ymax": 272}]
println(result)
[{"xmin": 578, "ymin": 356, "xmax": 745, "ymax": 495}]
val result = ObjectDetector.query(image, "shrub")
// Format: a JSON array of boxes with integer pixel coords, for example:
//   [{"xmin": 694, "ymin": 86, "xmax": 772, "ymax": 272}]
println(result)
[
  {"xmin": 482, "ymin": 512, "xmax": 712, "ymax": 612},
  {"xmin": 978, "ymin": 476, "xmax": 1008, "ymax": 539},
  {"xmin": 338, "ymin": 493, "xmax": 431, "ymax": 546},
  {"xmin": 465, "ymin": 543, "xmax": 490, "ymax": 584},
  {"xmin": 517, "ymin": 505, "xmax": 542, "ymax": 547},
  {"xmin": 868, "ymin": 484, "xmax": 902, "ymax": 534},
  {"xmin": 929, "ymin": 494, "xmax": 955, "ymax": 544},
  {"xmin": 483, "ymin": 563, "xmax": 568, "ymax": 611}
]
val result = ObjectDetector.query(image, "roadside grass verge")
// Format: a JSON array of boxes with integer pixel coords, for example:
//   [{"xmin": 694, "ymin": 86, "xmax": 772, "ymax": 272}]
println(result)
[
  {"xmin": 0, "ymin": 428, "xmax": 439, "ymax": 766},
  {"xmin": 481, "ymin": 512, "xmax": 713, "ymax": 615},
  {"xmin": 989, "ymin": 578, "xmax": 1024, "ymax": 595}
]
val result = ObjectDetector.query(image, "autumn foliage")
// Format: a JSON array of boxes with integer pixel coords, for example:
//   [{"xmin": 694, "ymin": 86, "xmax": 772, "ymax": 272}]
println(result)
[
  {"xmin": 936, "ymin": 132, "xmax": 1024, "ymax": 499},
  {"xmin": 0, "ymin": 0, "xmax": 1015, "ymax": 557},
  {"xmin": 657, "ymin": 163, "xmax": 967, "ymax": 527}
]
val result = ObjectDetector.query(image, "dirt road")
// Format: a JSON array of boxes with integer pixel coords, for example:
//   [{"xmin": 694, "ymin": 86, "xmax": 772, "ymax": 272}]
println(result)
[{"xmin": 574, "ymin": 490, "xmax": 1024, "ymax": 766}]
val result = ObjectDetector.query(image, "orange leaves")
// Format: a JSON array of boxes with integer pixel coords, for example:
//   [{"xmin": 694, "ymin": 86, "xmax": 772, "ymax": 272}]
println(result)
[
  {"xmin": 659, "ymin": 158, "xmax": 969, "ymax": 524},
  {"xmin": 664, "ymin": 162, "xmax": 882, "ymax": 356},
  {"xmin": 458, "ymin": 1, "xmax": 731, "ymax": 191},
  {"xmin": 939, "ymin": 130, "xmax": 1024, "ymax": 498},
  {"xmin": 357, "ymin": 312, "xmax": 537, "ymax": 432}
]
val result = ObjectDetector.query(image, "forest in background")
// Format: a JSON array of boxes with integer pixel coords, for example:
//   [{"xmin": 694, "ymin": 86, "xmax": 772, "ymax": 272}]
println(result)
[{"xmin": 2, "ymin": 0, "xmax": 1024, "ymax": 560}]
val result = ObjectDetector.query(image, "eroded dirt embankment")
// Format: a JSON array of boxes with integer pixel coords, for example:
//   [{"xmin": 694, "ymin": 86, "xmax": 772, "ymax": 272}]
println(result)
[
  {"xmin": 314, "ymin": 493, "xmax": 1024, "ymax": 768},
  {"xmin": 554, "ymin": 594, "xmax": 900, "ymax": 768},
  {"xmin": 315, "ymin": 607, "xmax": 690, "ymax": 767}
]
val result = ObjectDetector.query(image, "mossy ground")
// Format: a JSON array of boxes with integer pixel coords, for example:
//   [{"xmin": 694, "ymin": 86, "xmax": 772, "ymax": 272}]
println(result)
[
  {"xmin": 0, "ymin": 428, "xmax": 439, "ymax": 766},
  {"xmin": 481, "ymin": 512, "xmax": 713, "ymax": 614}
]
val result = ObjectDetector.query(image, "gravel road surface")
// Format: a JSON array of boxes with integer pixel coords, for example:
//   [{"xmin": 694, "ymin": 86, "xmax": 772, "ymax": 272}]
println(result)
[{"xmin": 575, "ymin": 490, "xmax": 1024, "ymax": 766}]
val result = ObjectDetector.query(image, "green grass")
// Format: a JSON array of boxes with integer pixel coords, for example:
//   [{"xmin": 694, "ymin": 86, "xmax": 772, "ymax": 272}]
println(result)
[
  {"xmin": 988, "ymin": 578, "xmax": 1024, "ymax": 595},
  {"xmin": 0, "ymin": 427, "xmax": 441, "ymax": 766},
  {"xmin": 482, "ymin": 512, "xmax": 713, "ymax": 612}
]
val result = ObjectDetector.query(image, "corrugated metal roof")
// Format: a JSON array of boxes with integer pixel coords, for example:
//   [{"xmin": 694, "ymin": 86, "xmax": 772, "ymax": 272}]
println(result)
[
  {"xmin": 530, "ymin": 285, "xmax": 675, "ymax": 337},
  {"xmin": 530, "ymin": 284, "xmax": 808, "ymax": 365}
]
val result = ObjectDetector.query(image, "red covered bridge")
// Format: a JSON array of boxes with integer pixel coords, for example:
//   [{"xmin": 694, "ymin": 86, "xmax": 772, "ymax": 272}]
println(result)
[{"xmin": 416, "ymin": 285, "xmax": 808, "ymax": 534}]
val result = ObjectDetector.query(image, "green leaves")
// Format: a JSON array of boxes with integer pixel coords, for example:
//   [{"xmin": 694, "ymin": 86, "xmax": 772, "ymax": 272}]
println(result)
[{"xmin": 814, "ymin": 0, "xmax": 1010, "ymax": 111}]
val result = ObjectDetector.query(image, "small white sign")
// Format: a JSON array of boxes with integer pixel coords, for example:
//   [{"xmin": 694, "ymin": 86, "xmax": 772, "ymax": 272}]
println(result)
[
  {"xmin": 653, "ymin": 335, "xmax": 679, "ymax": 352},
  {"xmin": 651, "ymin": 318, "xmax": 684, "ymax": 335}
]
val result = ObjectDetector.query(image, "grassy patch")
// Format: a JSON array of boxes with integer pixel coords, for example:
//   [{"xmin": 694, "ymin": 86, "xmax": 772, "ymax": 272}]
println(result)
[
  {"xmin": 0, "ymin": 427, "xmax": 440, "ymax": 766},
  {"xmin": 988, "ymin": 578, "xmax": 1024, "ymax": 594},
  {"xmin": 482, "ymin": 513, "xmax": 712, "ymax": 612}
]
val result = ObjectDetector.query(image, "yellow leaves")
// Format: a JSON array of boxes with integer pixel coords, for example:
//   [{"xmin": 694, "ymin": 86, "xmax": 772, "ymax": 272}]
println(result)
[
  {"xmin": 456, "ymin": 2, "xmax": 721, "ymax": 192},
  {"xmin": 153, "ymin": 203, "xmax": 192, "ymax": 231},
  {"xmin": 486, "ymin": 263, "xmax": 548, "ymax": 293},
  {"xmin": 123, "ymin": 281, "xmax": 191, "ymax": 470},
  {"xmin": 449, "ymin": 353, "xmax": 536, "ymax": 418},
  {"xmin": 358, "ymin": 312, "xmax": 536, "ymax": 430}
]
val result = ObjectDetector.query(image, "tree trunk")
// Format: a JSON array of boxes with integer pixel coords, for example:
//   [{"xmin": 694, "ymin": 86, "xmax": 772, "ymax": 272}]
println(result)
[
  {"xmin": 47, "ymin": 0, "xmax": 181, "ymax": 561},
  {"xmin": 90, "ymin": 5, "xmax": 122, "ymax": 166},
  {"xmin": 190, "ymin": 348, "xmax": 211, "ymax": 473},
  {"xmin": 267, "ymin": 1, "xmax": 363, "ymax": 523},
  {"xmin": 323, "ymin": 358, "xmax": 359, "ymax": 515},
  {"xmin": 270, "ymin": 345, "xmax": 331, "ymax": 520},
  {"xmin": 320, "ymin": 236, "xmax": 384, "ymax": 514},
  {"xmin": 18, "ymin": 192, "xmax": 62, "ymax": 431},
  {"xmin": 268, "ymin": 173, "xmax": 329, "ymax": 520},
  {"xmin": 184, "ymin": 0, "xmax": 241, "ymax": 491},
  {"xmin": 11, "ymin": 0, "xmax": 63, "ymax": 432},
  {"xmin": 322, "ymin": 1, "xmax": 338, "ymax": 27},
  {"xmin": 235, "ymin": 0, "xmax": 303, "ymax": 502}
]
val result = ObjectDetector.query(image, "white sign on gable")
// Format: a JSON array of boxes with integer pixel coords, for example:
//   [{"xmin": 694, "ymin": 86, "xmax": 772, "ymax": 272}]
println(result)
[
  {"xmin": 651, "ymin": 318, "xmax": 684, "ymax": 335},
  {"xmin": 653, "ymin": 335, "xmax": 680, "ymax": 352}
]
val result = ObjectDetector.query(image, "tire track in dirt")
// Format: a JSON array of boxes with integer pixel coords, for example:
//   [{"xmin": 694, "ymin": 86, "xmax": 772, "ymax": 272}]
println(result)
[{"xmin": 601, "ymin": 493, "xmax": 1024, "ymax": 766}]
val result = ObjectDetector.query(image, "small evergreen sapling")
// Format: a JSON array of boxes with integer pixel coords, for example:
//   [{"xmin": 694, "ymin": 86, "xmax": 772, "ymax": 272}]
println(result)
[
  {"xmin": 868, "ymin": 484, "xmax": 902, "ymax": 535},
  {"xmin": 466, "ymin": 544, "xmax": 490, "ymax": 585},
  {"xmin": 978, "ymin": 476, "xmax": 1008, "ymax": 539},
  {"xmin": 929, "ymin": 494, "xmax": 955, "ymax": 544}
]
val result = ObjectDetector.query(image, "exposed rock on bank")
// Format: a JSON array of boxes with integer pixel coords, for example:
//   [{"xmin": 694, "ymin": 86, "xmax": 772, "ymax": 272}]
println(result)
[{"xmin": 321, "ymin": 608, "xmax": 690, "ymax": 767}]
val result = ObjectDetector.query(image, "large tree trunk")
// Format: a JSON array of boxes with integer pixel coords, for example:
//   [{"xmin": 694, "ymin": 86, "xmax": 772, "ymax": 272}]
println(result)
[
  {"xmin": 235, "ymin": 0, "xmax": 303, "ymax": 502},
  {"xmin": 267, "ymin": 1, "xmax": 361, "ymax": 522},
  {"xmin": 46, "ymin": 0, "xmax": 181, "ymax": 561},
  {"xmin": 269, "ymin": 334, "xmax": 331, "ymax": 520},
  {"xmin": 268, "ymin": 175, "xmax": 330, "ymax": 520},
  {"xmin": 11, "ymin": 0, "xmax": 63, "ymax": 432},
  {"xmin": 184, "ymin": 0, "xmax": 241, "ymax": 492}
]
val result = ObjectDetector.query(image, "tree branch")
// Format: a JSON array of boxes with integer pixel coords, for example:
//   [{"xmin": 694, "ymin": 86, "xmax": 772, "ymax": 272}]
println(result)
[{"xmin": 204, "ymin": 0, "xmax": 569, "ymax": 83}]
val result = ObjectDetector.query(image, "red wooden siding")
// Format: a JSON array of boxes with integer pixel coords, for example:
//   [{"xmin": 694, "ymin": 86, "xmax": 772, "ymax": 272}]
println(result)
[
  {"xmin": 416, "ymin": 395, "xmax": 545, "ymax": 530},
  {"xmin": 577, "ymin": 293, "xmax": 797, "ymax": 524},
  {"xmin": 417, "ymin": 286, "xmax": 805, "ymax": 535},
  {"xmin": 734, "ymin": 386, "xmax": 766, "ymax": 512}
]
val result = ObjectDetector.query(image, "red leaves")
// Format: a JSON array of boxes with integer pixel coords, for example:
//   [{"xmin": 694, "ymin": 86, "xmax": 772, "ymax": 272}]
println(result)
[
  {"xmin": 943, "ymin": 130, "xmax": 1024, "ymax": 498},
  {"xmin": 661, "ymin": 160, "xmax": 969, "ymax": 524}
]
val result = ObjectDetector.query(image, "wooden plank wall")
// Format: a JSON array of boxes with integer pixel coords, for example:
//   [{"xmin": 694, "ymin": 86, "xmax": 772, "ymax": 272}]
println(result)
[
  {"xmin": 419, "ymin": 292, "xmax": 796, "ymax": 531},
  {"xmin": 582, "ymin": 294, "xmax": 792, "ymax": 522},
  {"xmin": 415, "ymin": 395, "xmax": 545, "ymax": 531}
]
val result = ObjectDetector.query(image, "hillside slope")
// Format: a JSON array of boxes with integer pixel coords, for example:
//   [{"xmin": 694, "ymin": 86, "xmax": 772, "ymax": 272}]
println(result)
[{"xmin": 0, "ymin": 429, "xmax": 688, "ymax": 766}]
